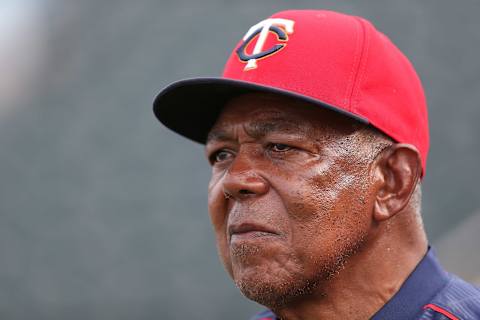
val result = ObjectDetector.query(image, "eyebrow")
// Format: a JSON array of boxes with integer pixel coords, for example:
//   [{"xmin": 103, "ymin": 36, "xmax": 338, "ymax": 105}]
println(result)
[{"xmin": 206, "ymin": 117, "xmax": 306, "ymax": 144}]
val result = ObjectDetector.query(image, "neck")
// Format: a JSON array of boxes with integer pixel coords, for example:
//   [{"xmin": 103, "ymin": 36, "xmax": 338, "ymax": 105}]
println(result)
[{"xmin": 272, "ymin": 212, "xmax": 428, "ymax": 320}]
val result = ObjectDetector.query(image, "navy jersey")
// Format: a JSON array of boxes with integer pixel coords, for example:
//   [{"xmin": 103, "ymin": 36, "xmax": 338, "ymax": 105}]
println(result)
[{"xmin": 250, "ymin": 248, "xmax": 480, "ymax": 320}]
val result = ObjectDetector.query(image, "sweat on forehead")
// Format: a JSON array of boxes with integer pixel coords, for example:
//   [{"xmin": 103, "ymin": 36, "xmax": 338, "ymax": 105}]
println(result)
[{"xmin": 206, "ymin": 93, "xmax": 366, "ymax": 143}]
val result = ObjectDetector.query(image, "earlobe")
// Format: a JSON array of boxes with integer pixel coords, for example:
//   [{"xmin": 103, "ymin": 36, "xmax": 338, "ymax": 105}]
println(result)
[{"xmin": 372, "ymin": 144, "xmax": 421, "ymax": 222}]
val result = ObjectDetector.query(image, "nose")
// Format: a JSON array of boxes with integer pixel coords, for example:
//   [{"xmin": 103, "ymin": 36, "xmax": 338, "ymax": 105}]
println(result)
[{"xmin": 222, "ymin": 152, "xmax": 269, "ymax": 200}]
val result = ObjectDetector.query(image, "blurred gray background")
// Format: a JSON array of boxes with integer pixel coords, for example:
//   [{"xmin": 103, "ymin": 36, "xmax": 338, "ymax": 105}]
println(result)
[{"xmin": 1, "ymin": 0, "xmax": 479, "ymax": 319}]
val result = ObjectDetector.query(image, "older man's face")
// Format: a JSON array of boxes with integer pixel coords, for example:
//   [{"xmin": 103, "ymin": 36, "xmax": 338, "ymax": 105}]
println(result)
[{"xmin": 205, "ymin": 93, "xmax": 376, "ymax": 307}]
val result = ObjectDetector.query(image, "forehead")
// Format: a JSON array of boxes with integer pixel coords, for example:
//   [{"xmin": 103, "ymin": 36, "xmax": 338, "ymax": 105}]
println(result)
[{"xmin": 207, "ymin": 93, "xmax": 361, "ymax": 141}]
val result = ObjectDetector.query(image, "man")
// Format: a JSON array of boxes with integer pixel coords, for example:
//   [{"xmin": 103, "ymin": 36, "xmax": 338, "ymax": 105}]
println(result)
[{"xmin": 152, "ymin": 10, "xmax": 480, "ymax": 320}]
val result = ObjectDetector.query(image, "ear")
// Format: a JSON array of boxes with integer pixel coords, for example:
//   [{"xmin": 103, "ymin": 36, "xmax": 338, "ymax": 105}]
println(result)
[{"xmin": 372, "ymin": 144, "xmax": 422, "ymax": 221}]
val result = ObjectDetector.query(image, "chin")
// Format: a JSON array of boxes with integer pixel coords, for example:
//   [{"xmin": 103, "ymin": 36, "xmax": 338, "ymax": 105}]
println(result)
[
  {"xmin": 233, "ymin": 262, "xmax": 315, "ymax": 308},
  {"xmin": 231, "ymin": 244, "xmax": 366, "ymax": 309}
]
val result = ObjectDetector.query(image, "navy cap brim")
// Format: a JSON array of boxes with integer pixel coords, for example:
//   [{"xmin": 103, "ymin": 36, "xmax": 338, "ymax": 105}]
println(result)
[{"xmin": 153, "ymin": 77, "xmax": 368, "ymax": 144}]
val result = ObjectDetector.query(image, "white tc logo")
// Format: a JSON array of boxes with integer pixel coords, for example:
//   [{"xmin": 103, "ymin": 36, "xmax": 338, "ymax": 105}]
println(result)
[{"xmin": 236, "ymin": 18, "xmax": 295, "ymax": 71}]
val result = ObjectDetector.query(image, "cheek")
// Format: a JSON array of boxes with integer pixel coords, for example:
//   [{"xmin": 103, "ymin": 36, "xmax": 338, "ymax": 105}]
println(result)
[
  {"xmin": 207, "ymin": 187, "xmax": 225, "ymax": 233},
  {"xmin": 207, "ymin": 176, "xmax": 233, "ymax": 276},
  {"xmin": 283, "ymin": 167, "xmax": 372, "ymax": 268},
  {"xmin": 207, "ymin": 170, "xmax": 231, "ymax": 231}
]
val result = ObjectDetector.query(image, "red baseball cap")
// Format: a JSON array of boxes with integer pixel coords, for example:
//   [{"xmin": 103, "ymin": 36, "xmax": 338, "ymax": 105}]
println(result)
[{"xmin": 153, "ymin": 9, "xmax": 429, "ymax": 174}]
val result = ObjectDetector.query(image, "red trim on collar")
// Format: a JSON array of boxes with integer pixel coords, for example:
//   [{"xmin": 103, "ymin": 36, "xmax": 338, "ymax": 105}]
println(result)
[{"xmin": 423, "ymin": 304, "xmax": 459, "ymax": 320}]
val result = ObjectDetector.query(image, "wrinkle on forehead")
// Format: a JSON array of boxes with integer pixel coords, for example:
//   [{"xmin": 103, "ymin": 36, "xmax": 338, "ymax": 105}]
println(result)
[
  {"xmin": 206, "ymin": 93, "xmax": 369, "ymax": 144},
  {"xmin": 244, "ymin": 118, "xmax": 304, "ymax": 139},
  {"xmin": 207, "ymin": 117, "xmax": 310, "ymax": 143}
]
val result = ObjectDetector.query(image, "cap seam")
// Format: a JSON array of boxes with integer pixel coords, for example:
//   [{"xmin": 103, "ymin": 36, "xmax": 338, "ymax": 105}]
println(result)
[
  {"xmin": 349, "ymin": 17, "xmax": 371, "ymax": 113},
  {"xmin": 343, "ymin": 17, "xmax": 363, "ymax": 111}
]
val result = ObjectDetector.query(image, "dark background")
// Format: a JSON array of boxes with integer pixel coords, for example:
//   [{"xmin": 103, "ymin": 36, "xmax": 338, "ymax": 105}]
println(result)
[{"xmin": 1, "ymin": 0, "xmax": 479, "ymax": 319}]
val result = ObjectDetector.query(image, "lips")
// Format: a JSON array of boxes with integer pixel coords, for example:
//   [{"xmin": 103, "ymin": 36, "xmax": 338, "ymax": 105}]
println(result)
[{"xmin": 228, "ymin": 222, "xmax": 280, "ymax": 243}]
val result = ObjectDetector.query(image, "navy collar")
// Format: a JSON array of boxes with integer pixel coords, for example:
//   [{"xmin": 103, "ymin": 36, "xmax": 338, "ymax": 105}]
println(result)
[{"xmin": 371, "ymin": 247, "xmax": 449, "ymax": 320}]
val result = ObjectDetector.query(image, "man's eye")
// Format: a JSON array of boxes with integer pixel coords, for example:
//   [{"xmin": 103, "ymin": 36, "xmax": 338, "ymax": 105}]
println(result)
[
  {"xmin": 269, "ymin": 143, "xmax": 292, "ymax": 152},
  {"xmin": 211, "ymin": 150, "xmax": 233, "ymax": 164}
]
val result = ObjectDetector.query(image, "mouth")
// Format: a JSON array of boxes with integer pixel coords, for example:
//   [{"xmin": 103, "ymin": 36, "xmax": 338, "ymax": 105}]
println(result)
[{"xmin": 228, "ymin": 223, "xmax": 280, "ymax": 243}]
